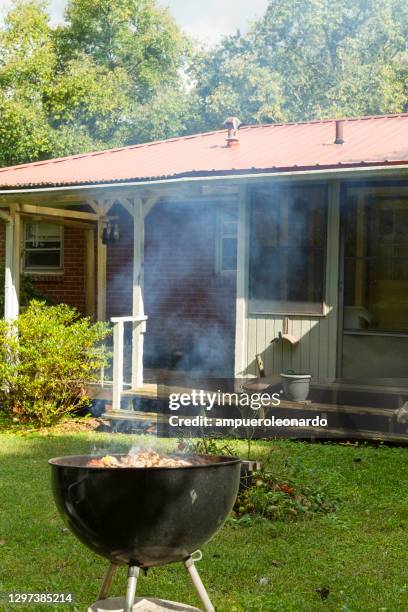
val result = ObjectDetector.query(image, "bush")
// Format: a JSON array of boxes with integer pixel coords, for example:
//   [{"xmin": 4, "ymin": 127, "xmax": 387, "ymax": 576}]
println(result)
[
  {"xmin": 233, "ymin": 468, "xmax": 339, "ymax": 523},
  {"xmin": 177, "ymin": 436, "xmax": 237, "ymax": 456},
  {"xmin": 0, "ymin": 301, "xmax": 111, "ymax": 426}
]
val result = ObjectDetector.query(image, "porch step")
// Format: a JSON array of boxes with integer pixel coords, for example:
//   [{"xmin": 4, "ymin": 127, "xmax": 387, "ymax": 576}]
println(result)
[
  {"xmin": 101, "ymin": 408, "xmax": 168, "ymax": 434},
  {"xmin": 101, "ymin": 409, "xmax": 408, "ymax": 443},
  {"xmin": 244, "ymin": 377, "xmax": 408, "ymax": 410},
  {"xmin": 122, "ymin": 383, "xmax": 158, "ymax": 398},
  {"xmin": 101, "ymin": 400, "xmax": 408, "ymax": 442},
  {"xmin": 103, "ymin": 409, "xmax": 168, "ymax": 424}
]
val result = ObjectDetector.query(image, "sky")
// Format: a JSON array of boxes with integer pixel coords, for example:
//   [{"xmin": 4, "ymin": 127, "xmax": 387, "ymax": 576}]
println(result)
[
  {"xmin": 0, "ymin": 0, "xmax": 269, "ymax": 44},
  {"xmin": 159, "ymin": 0, "xmax": 269, "ymax": 43}
]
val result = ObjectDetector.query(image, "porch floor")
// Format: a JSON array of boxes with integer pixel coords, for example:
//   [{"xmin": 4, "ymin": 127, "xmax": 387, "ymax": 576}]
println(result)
[{"xmin": 90, "ymin": 373, "xmax": 408, "ymax": 443}]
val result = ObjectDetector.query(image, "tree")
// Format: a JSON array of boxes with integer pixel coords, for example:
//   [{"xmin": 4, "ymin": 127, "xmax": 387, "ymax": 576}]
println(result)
[
  {"xmin": 0, "ymin": 1, "xmax": 57, "ymax": 165},
  {"xmin": 57, "ymin": 0, "xmax": 187, "ymax": 98},
  {"xmin": 3, "ymin": 0, "xmax": 408, "ymax": 168},
  {"xmin": 192, "ymin": 41, "xmax": 286, "ymax": 129},
  {"xmin": 193, "ymin": 0, "xmax": 408, "ymax": 128},
  {"xmin": 0, "ymin": 0, "xmax": 192, "ymax": 166}
]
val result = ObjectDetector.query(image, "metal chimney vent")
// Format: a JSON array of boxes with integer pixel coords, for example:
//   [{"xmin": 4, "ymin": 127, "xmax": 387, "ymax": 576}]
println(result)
[
  {"xmin": 224, "ymin": 117, "xmax": 241, "ymax": 147},
  {"xmin": 335, "ymin": 120, "xmax": 344, "ymax": 144}
]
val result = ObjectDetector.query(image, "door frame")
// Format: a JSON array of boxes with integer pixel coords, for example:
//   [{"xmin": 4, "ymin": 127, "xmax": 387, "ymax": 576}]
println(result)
[
  {"xmin": 336, "ymin": 179, "xmax": 408, "ymax": 381},
  {"xmin": 336, "ymin": 181, "xmax": 347, "ymax": 378}
]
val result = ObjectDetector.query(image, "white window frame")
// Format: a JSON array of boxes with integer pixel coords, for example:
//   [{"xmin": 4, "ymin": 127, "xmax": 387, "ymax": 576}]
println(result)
[
  {"xmin": 22, "ymin": 221, "xmax": 64, "ymax": 275},
  {"xmin": 215, "ymin": 204, "xmax": 238, "ymax": 275},
  {"xmin": 248, "ymin": 184, "xmax": 329, "ymax": 316}
]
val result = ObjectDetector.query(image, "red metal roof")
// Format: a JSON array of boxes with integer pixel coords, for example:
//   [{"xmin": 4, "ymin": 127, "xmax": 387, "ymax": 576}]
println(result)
[{"xmin": 2, "ymin": 114, "xmax": 408, "ymax": 188}]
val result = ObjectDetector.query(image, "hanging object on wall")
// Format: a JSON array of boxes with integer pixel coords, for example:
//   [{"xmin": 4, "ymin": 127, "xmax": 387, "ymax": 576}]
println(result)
[
  {"xmin": 101, "ymin": 225, "xmax": 109, "ymax": 245},
  {"xmin": 101, "ymin": 221, "xmax": 120, "ymax": 245},
  {"xmin": 271, "ymin": 317, "xmax": 300, "ymax": 345}
]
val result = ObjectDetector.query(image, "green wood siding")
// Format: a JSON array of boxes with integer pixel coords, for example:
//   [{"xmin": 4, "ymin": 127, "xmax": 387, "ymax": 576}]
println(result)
[{"xmin": 240, "ymin": 181, "xmax": 340, "ymax": 379}]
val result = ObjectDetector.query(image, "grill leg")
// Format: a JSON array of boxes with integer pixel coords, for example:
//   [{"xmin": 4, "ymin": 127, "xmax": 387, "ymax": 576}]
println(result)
[
  {"xmin": 98, "ymin": 563, "xmax": 118, "ymax": 600},
  {"xmin": 184, "ymin": 556, "xmax": 215, "ymax": 612},
  {"xmin": 124, "ymin": 566, "xmax": 140, "ymax": 612}
]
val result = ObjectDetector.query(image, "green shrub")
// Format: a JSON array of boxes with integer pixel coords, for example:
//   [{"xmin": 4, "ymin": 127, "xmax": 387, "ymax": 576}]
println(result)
[
  {"xmin": 233, "ymin": 468, "xmax": 339, "ymax": 523},
  {"xmin": 177, "ymin": 436, "xmax": 237, "ymax": 456},
  {"xmin": 0, "ymin": 301, "xmax": 111, "ymax": 426}
]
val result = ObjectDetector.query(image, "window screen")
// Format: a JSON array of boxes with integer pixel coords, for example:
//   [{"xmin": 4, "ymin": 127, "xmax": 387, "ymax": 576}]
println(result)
[
  {"xmin": 24, "ymin": 222, "xmax": 63, "ymax": 272},
  {"xmin": 217, "ymin": 204, "xmax": 238, "ymax": 273},
  {"xmin": 343, "ymin": 196, "xmax": 408, "ymax": 332},
  {"xmin": 249, "ymin": 185, "xmax": 328, "ymax": 314}
]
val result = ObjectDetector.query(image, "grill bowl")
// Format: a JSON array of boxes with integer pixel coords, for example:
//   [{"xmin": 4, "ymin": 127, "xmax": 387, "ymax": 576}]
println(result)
[{"xmin": 49, "ymin": 454, "xmax": 241, "ymax": 567}]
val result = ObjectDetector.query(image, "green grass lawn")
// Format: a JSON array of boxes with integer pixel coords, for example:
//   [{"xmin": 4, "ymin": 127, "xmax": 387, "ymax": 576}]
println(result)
[{"xmin": 1, "ymin": 432, "xmax": 408, "ymax": 611}]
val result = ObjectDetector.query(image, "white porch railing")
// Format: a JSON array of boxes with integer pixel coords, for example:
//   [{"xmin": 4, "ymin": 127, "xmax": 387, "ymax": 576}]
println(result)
[{"xmin": 110, "ymin": 315, "xmax": 147, "ymax": 410}]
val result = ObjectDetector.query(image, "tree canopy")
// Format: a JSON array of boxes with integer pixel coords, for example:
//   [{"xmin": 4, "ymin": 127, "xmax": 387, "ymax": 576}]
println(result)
[
  {"xmin": 1, "ymin": 0, "xmax": 408, "ymax": 166},
  {"xmin": 193, "ymin": 0, "xmax": 408, "ymax": 129},
  {"xmin": 0, "ymin": 0, "xmax": 192, "ymax": 165}
]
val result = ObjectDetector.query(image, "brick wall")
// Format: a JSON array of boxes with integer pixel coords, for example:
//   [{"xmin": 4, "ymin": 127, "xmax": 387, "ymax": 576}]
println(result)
[
  {"xmin": 0, "ymin": 222, "xmax": 86, "ymax": 313},
  {"xmin": 143, "ymin": 199, "xmax": 237, "ymax": 375},
  {"xmin": 106, "ymin": 204, "xmax": 133, "ymax": 318},
  {"xmin": 104, "ymin": 199, "xmax": 237, "ymax": 375},
  {"xmin": 0, "ymin": 200, "xmax": 237, "ymax": 375}
]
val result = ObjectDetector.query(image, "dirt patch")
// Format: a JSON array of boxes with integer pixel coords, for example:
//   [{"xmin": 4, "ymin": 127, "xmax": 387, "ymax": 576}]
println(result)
[
  {"xmin": 37, "ymin": 417, "xmax": 107, "ymax": 435},
  {"xmin": 0, "ymin": 413, "xmax": 109, "ymax": 435}
]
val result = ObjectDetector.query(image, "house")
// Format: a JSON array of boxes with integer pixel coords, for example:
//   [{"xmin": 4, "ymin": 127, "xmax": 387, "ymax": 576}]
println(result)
[{"xmin": 1, "ymin": 113, "xmax": 408, "ymax": 419}]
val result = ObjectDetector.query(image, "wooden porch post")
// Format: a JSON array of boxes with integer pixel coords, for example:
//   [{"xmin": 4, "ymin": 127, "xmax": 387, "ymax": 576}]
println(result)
[
  {"xmin": 85, "ymin": 228, "xmax": 96, "ymax": 318},
  {"xmin": 112, "ymin": 318, "xmax": 124, "ymax": 410},
  {"xmin": 234, "ymin": 185, "xmax": 249, "ymax": 377},
  {"xmin": 4, "ymin": 209, "xmax": 21, "ymax": 321},
  {"xmin": 132, "ymin": 197, "xmax": 146, "ymax": 388},
  {"xmin": 326, "ymin": 180, "xmax": 341, "ymax": 379}
]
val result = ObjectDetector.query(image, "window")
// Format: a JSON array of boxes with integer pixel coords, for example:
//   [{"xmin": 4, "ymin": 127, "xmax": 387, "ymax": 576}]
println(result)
[
  {"xmin": 249, "ymin": 185, "xmax": 328, "ymax": 314},
  {"xmin": 23, "ymin": 222, "xmax": 63, "ymax": 273},
  {"xmin": 343, "ymin": 196, "xmax": 408, "ymax": 332},
  {"xmin": 216, "ymin": 204, "xmax": 238, "ymax": 273}
]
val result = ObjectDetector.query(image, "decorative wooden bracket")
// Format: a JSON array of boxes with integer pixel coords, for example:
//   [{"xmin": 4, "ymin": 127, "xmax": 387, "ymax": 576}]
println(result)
[{"xmin": 272, "ymin": 317, "xmax": 300, "ymax": 345}]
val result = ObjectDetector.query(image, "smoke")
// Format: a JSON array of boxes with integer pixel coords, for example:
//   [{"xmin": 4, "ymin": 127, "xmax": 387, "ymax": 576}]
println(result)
[
  {"xmin": 103, "ymin": 184, "xmax": 328, "ymax": 389},
  {"xmin": 89, "ymin": 432, "xmax": 177, "ymax": 456},
  {"xmin": 83, "ymin": 178, "xmax": 408, "ymax": 453},
  {"xmin": 102, "ymin": 197, "xmax": 237, "ymax": 387},
  {"xmin": 143, "ymin": 198, "xmax": 237, "ymax": 377}
]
